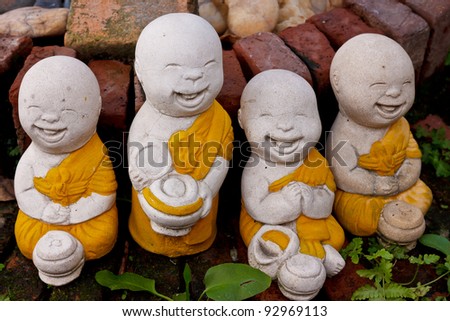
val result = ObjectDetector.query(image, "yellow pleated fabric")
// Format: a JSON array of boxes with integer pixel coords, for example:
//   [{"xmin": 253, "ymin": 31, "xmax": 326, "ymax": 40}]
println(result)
[
  {"xmin": 334, "ymin": 117, "xmax": 432, "ymax": 236},
  {"xmin": 129, "ymin": 100, "xmax": 233, "ymax": 257},
  {"xmin": 15, "ymin": 133, "xmax": 118, "ymax": 260},
  {"xmin": 240, "ymin": 148, "xmax": 345, "ymax": 259}
]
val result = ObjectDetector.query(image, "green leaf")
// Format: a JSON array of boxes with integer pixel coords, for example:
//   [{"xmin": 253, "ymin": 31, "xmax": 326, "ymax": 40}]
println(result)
[
  {"xmin": 203, "ymin": 263, "xmax": 271, "ymax": 301},
  {"xmin": 419, "ymin": 234, "xmax": 450, "ymax": 256},
  {"xmin": 388, "ymin": 245, "xmax": 409, "ymax": 260},
  {"xmin": 445, "ymin": 255, "xmax": 450, "ymax": 269},
  {"xmin": 340, "ymin": 237, "xmax": 363, "ymax": 264},
  {"xmin": 435, "ymin": 161, "xmax": 450, "ymax": 177},
  {"xmin": 436, "ymin": 257, "xmax": 450, "ymax": 275},
  {"xmin": 378, "ymin": 260, "xmax": 393, "ymax": 284},
  {"xmin": 409, "ymin": 255, "xmax": 425, "ymax": 265},
  {"xmin": 0, "ymin": 294, "xmax": 10, "ymax": 301},
  {"xmin": 423, "ymin": 254, "xmax": 440, "ymax": 264},
  {"xmin": 431, "ymin": 128, "xmax": 447, "ymax": 146},
  {"xmin": 365, "ymin": 248, "xmax": 394, "ymax": 261},
  {"xmin": 384, "ymin": 283, "xmax": 416, "ymax": 300},
  {"xmin": 95, "ymin": 270, "xmax": 172, "ymax": 301},
  {"xmin": 0, "ymin": 264, "xmax": 4, "ymax": 272},
  {"xmin": 415, "ymin": 125, "xmax": 429, "ymax": 139},
  {"xmin": 183, "ymin": 263, "xmax": 192, "ymax": 301},
  {"xmin": 356, "ymin": 260, "xmax": 393, "ymax": 285},
  {"xmin": 351, "ymin": 285, "xmax": 384, "ymax": 301},
  {"xmin": 367, "ymin": 237, "xmax": 384, "ymax": 254},
  {"xmin": 356, "ymin": 266, "xmax": 388, "ymax": 284},
  {"xmin": 411, "ymin": 283, "xmax": 431, "ymax": 299},
  {"xmin": 447, "ymin": 276, "xmax": 450, "ymax": 293}
]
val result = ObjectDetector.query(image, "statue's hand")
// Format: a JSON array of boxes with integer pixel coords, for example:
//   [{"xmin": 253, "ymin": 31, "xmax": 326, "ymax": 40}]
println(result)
[
  {"xmin": 297, "ymin": 182, "xmax": 314, "ymax": 211},
  {"xmin": 281, "ymin": 182, "xmax": 302, "ymax": 207},
  {"xmin": 374, "ymin": 175, "xmax": 399, "ymax": 196},
  {"xmin": 198, "ymin": 181, "xmax": 213, "ymax": 219},
  {"xmin": 129, "ymin": 168, "xmax": 149, "ymax": 192},
  {"xmin": 42, "ymin": 202, "xmax": 70, "ymax": 225}
]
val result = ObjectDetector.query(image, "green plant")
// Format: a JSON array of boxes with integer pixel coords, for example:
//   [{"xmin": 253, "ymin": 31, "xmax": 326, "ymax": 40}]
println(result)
[
  {"xmin": 0, "ymin": 264, "xmax": 10, "ymax": 301},
  {"xmin": 95, "ymin": 263, "xmax": 271, "ymax": 301},
  {"xmin": 415, "ymin": 126, "xmax": 450, "ymax": 177},
  {"xmin": 341, "ymin": 235, "xmax": 450, "ymax": 301},
  {"xmin": 0, "ymin": 293, "xmax": 10, "ymax": 301}
]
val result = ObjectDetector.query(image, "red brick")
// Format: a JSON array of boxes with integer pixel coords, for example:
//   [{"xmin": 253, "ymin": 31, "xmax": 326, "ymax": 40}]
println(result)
[
  {"xmin": 0, "ymin": 36, "xmax": 32, "ymax": 74},
  {"xmin": 306, "ymin": 8, "xmax": 383, "ymax": 50},
  {"xmin": 401, "ymin": 0, "xmax": 450, "ymax": 80},
  {"xmin": 217, "ymin": 49, "xmax": 247, "ymax": 119},
  {"xmin": 279, "ymin": 23, "xmax": 336, "ymax": 94},
  {"xmin": 344, "ymin": 0, "xmax": 430, "ymax": 82},
  {"xmin": 88, "ymin": 60, "xmax": 132, "ymax": 132},
  {"xmin": 232, "ymin": 32, "xmax": 312, "ymax": 86},
  {"xmin": 64, "ymin": 0, "xmax": 196, "ymax": 61},
  {"xmin": 8, "ymin": 46, "xmax": 78, "ymax": 152}
]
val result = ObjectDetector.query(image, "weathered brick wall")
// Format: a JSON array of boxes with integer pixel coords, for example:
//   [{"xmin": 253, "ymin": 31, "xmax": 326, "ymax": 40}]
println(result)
[
  {"xmin": 64, "ymin": 0, "xmax": 197, "ymax": 61},
  {"xmin": 2, "ymin": 0, "xmax": 449, "ymax": 152}
]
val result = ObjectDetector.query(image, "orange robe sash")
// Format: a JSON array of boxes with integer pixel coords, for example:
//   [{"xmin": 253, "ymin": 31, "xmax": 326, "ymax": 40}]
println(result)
[
  {"xmin": 15, "ymin": 133, "xmax": 118, "ymax": 260},
  {"xmin": 334, "ymin": 117, "xmax": 432, "ymax": 236},
  {"xmin": 240, "ymin": 148, "xmax": 345, "ymax": 259},
  {"xmin": 129, "ymin": 100, "xmax": 233, "ymax": 257}
]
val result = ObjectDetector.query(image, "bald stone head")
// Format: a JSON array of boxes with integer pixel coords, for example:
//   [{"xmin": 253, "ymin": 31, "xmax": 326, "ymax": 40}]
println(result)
[
  {"xmin": 135, "ymin": 13, "xmax": 223, "ymax": 117},
  {"xmin": 18, "ymin": 56, "xmax": 101, "ymax": 154},
  {"xmin": 330, "ymin": 33, "xmax": 415, "ymax": 128},
  {"xmin": 239, "ymin": 69, "xmax": 321, "ymax": 164}
]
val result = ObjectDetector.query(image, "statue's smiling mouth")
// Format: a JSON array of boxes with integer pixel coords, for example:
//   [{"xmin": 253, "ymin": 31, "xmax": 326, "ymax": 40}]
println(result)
[
  {"xmin": 34, "ymin": 125, "xmax": 67, "ymax": 143},
  {"xmin": 175, "ymin": 88, "xmax": 207, "ymax": 108},
  {"xmin": 266, "ymin": 135, "xmax": 303, "ymax": 155},
  {"xmin": 376, "ymin": 101, "xmax": 405, "ymax": 119}
]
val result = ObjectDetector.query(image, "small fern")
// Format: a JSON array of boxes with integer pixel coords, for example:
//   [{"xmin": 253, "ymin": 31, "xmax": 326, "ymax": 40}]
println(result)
[{"xmin": 341, "ymin": 236, "xmax": 450, "ymax": 301}]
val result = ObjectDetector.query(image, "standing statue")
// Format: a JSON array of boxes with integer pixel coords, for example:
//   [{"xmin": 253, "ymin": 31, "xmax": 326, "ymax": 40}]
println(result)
[
  {"xmin": 14, "ymin": 56, "xmax": 118, "ymax": 285},
  {"xmin": 326, "ymin": 33, "xmax": 432, "ymax": 249},
  {"xmin": 238, "ymin": 69, "xmax": 345, "ymax": 300},
  {"xmin": 128, "ymin": 13, "xmax": 233, "ymax": 257}
]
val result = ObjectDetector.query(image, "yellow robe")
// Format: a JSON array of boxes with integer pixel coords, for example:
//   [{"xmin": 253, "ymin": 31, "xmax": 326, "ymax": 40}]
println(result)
[
  {"xmin": 15, "ymin": 133, "xmax": 118, "ymax": 260},
  {"xmin": 129, "ymin": 100, "xmax": 234, "ymax": 257},
  {"xmin": 334, "ymin": 117, "xmax": 433, "ymax": 236},
  {"xmin": 240, "ymin": 148, "xmax": 345, "ymax": 259}
]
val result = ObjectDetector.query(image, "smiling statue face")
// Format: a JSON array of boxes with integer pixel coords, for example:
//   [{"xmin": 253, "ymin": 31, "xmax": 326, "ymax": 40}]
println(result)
[
  {"xmin": 135, "ymin": 13, "xmax": 223, "ymax": 117},
  {"xmin": 331, "ymin": 34, "xmax": 415, "ymax": 128},
  {"xmin": 239, "ymin": 70, "xmax": 321, "ymax": 164},
  {"xmin": 19, "ymin": 56, "xmax": 101, "ymax": 154}
]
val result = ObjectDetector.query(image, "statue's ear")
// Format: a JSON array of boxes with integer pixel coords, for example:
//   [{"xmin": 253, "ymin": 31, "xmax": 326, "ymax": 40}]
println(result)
[
  {"xmin": 331, "ymin": 70, "xmax": 339, "ymax": 95},
  {"xmin": 237, "ymin": 108, "xmax": 244, "ymax": 129},
  {"xmin": 134, "ymin": 59, "xmax": 142, "ymax": 84}
]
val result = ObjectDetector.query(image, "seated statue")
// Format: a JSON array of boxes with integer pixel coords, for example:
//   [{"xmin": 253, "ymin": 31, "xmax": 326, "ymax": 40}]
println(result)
[
  {"xmin": 238, "ymin": 69, "xmax": 345, "ymax": 300},
  {"xmin": 14, "ymin": 56, "xmax": 118, "ymax": 285},
  {"xmin": 326, "ymin": 33, "xmax": 432, "ymax": 249},
  {"xmin": 128, "ymin": 13, "xmax": 233, "ymax": 257}
]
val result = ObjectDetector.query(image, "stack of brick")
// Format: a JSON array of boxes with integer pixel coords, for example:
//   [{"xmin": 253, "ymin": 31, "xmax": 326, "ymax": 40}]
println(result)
[
  {"xmin": 0, "ymin": 0, "xmax": 449, "ymax": 301},
  {"xmin": 2, "ymin": 0, "xmax": 450, "ymax": 154}
]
